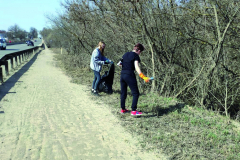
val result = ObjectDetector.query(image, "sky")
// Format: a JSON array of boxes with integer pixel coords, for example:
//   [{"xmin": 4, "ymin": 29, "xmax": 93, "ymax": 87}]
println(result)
[{"xmin": 0, "ymin": 0, "xmax": 63, "ymax": 32}]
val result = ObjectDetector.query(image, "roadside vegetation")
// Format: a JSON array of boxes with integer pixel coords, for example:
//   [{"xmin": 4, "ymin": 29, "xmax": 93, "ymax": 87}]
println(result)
[
  {"xmin": 51, "ymin": 47, "xmax": 240, "ymax": 160},
  {"xmin": 40, "ymin": 0, "xmax": 240, "ymax": 159}
]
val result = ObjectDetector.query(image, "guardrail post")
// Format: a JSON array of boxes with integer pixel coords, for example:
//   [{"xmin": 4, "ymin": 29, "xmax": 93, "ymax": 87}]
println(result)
[
  {"xmin": 19, "ymin": 54, "xmax": 21, "ymax": 64},
  {"xmin": 23, "ymin": 53, "xmax": 25, "ymax": 61},
  {"xmin": 22, "ymin": 53, "xmax": 24, "ymax": 61},
  {"xmin": 0, "ymin": 67, "xmax": 3, "ymax": 83},
  {"xmin": 21, "ymin": 53, "xmax": 24, "ymax": 62},
  {"xmin": 15, "ymin": 55, "xmax": 18, "ymax": 66},
  {"xmin": 10, "ymin": 57, "xmax": 14, "ymax": 70},
  {"xmin": 4, "ymin": 61, "xmax": 9, "ymax": 76},
  {"xmin": 23, "ymin": 53, "xmax": 26, "ymax": 61}
]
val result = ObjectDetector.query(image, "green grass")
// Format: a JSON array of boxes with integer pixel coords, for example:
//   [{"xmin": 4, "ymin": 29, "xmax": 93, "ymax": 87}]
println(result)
[{"xmin": 51, "ymin": 48, "xmax": 240, "ymax": 160}]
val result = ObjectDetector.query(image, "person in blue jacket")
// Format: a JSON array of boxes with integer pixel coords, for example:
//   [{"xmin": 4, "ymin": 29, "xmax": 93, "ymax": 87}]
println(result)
[{"xmin": 90, "ymin": 41, "xmax": 111, "ymax": 96}]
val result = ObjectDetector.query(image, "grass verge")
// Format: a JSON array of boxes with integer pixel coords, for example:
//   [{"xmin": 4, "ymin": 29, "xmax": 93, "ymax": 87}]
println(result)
[{"xmin": 51, "ymin": 48, "xmax": 240, "ymax": 160}]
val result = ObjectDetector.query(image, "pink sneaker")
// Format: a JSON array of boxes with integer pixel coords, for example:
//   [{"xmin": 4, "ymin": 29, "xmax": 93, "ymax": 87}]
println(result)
[
  {"xmin": 131, "ymin": 111, "xmax": 142, "ymax": 116},
  {"xmin": 121, "ymin": 109, "xmax": 130, "ymax": 114}
]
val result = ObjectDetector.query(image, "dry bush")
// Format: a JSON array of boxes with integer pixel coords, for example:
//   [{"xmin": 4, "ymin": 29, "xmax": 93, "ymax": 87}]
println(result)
[{"xmin": 43, "ymin": 0, "xmax": 240, "ymax": 119}]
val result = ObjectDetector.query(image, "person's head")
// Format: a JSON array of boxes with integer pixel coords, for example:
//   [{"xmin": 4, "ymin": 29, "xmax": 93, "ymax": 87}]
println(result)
[
  {"xmin": 133, "ymin": 43, "xmax": 145, "ymax": 55},
  {"xmin": 96, "ymin": 41, "xmax": 106, "ymax": 56}
]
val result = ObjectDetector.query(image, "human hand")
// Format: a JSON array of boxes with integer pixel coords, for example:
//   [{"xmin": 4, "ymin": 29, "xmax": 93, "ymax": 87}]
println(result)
[
  {"xmin": 105, "ymin": 60, "xmax": 110, "ymax": 64},
  {"xmin": 145, "ymin": 77, "xmax": 154, "ymax": 82},
  {"xmin": 117, "ymin": 61, "xmax": 122, "ymax": 66},
  {"xmin": 139, "ymin": 73, "xmax": 150, "ymax": 83},
  {"xmin": 144, "ymin": 77, "xmax": 150, "ymax": 83},
  {"xmin": 139, "ymin": 73, "xmax": 154, "ymax": 83}
]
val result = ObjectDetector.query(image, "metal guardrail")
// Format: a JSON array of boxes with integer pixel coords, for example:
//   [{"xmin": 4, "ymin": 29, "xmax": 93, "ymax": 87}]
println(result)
[{"xmin": 0, "ymin": 43, "xmax": 45, "ymax": 83}]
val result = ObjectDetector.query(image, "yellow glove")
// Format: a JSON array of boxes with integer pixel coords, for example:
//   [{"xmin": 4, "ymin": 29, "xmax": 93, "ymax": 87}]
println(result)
[{"xmin": 139, "ymin": 73, "xmax": 150, "ymax": 83}]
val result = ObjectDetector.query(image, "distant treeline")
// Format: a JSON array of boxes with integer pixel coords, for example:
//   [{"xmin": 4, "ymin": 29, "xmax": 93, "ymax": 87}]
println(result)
[{"xmin": 1, "ymin": 24, "xmax": 38, "ymax": 41}]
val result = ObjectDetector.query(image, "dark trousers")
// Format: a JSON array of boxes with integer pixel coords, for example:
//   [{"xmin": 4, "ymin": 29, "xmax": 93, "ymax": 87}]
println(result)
[
  {"xmin": 120, "ymin": 73, "xmax": 139, "ymax": 111},
  {"xmin": 92, "ymin": 70, "xmax": 101, "ymax": 90}
]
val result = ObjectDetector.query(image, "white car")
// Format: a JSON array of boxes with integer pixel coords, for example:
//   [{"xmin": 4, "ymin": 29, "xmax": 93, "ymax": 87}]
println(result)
[{"xmin": 0, "ymin": 39, "xmax": 7, "ymax": 50}]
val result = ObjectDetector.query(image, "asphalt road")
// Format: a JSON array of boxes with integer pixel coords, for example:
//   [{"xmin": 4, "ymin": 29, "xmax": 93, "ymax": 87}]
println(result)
[{"xmin": 0, "ymin": 39, "xmax": 43, "ymax": 59}]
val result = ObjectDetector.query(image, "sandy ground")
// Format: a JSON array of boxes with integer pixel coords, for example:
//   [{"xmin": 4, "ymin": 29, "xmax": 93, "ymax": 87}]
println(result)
[{"xmin": 0, "ymin": 47, "xmax": 166, "ymax": 160}]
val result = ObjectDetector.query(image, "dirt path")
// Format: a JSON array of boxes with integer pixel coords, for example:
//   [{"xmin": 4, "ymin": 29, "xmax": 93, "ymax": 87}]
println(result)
[{"xmin": 0, "ymin": 48, "xmax": 165, "ymax": 160}]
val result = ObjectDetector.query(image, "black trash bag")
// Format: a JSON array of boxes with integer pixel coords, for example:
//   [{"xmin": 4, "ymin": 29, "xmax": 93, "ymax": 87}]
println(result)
[{"xmin": 98, "ymin": 62, "xmax": 115, "ymax": 94}]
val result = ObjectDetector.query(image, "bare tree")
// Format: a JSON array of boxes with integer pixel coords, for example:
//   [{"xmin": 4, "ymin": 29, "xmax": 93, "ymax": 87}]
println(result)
[
  {"xmin": 8, "ymin": 24, "xmax": 27, "ymax": 41},
  {"xmin": 29, "ymin": 27, "xmax": 38, "ymax": 39},
  {"xmin": 44, "ymin": 0, "xmax": 240, "ymax": 118}
]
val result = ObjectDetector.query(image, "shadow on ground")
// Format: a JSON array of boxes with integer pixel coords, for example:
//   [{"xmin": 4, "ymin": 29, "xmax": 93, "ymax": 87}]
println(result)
[
  {"xmin": 0, "ymin": 50, "xmax": 42, "ymax": 102},
  {"xmin": 140, "ymin": 103, "xmax": 186, "ymax": 118},
  {"xmin": 157, "ymin": 103, "xmax": 185, "ymax": 116}
]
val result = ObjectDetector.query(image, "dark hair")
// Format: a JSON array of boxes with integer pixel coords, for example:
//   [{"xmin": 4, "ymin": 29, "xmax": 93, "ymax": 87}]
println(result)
[{"xmin": 133, "ymin": 43, "xmax": 145, "ymax": 52}]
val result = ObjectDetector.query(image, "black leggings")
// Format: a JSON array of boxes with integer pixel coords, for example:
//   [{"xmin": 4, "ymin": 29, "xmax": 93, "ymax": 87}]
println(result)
[{"xmin": 120, "ymin": 73, "xmax": 139, "ymax": 111}]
